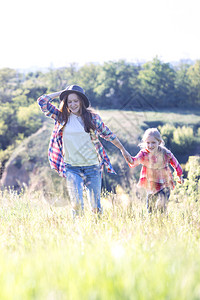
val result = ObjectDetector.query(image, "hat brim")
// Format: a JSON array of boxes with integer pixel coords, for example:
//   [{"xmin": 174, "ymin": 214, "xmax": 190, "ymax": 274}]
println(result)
[{"xmin": 60, "ymin": 90, "xmax": 90, "ymax": 108}]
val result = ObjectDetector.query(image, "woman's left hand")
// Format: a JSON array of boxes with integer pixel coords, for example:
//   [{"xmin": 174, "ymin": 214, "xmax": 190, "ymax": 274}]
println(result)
[{"xmin": 121, "ymin": 149, "xmax": 133, "ymax": 164}]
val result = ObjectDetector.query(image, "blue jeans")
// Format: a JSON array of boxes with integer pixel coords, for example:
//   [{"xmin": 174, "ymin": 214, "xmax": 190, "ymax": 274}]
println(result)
[
  {"xmin": 65, "ymin": 164, "xmax": 102, "ymax": 214},
  {"xmin": 147, "ymin": 187, "xmax": 170, "ymax": 213}
]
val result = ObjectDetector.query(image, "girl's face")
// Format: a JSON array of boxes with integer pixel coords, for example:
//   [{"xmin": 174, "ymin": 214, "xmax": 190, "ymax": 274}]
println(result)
[
  {"xmin": 67, "ymin": 93, "xmax": 82, "ymax": 115},
  {"xmin": 145, "ymin": 135, "xmax": 160, "ymax": 153}
]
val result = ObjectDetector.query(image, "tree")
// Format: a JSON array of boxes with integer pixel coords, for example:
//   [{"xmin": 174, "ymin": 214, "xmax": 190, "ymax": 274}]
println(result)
[
  {"xmin": 174, "ymin": 62, "xmax": 191, "ymax": 106},
  {"xmin": 138, "ymin": 57, "xmax": 176, "ymax": 107},
  {"xmin": 0, "ymin": 68, "xmax": 17, "ymax": 94},
  {"xmin": 187, "ymin": 60, "xmax": 200, "ymax": 105},
  {"xmin": 73, "ymin": 63, "xmax": 100, "ymax": 106},
  {"xmin": 94, "ymin": 60, "xmax": 139, "ymax": 108}
]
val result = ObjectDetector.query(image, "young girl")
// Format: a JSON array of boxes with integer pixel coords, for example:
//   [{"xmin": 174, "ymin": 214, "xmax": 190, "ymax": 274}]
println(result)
[{"xmin": 129, "ymin": 128, "xmax": 184, "ymax": 212}]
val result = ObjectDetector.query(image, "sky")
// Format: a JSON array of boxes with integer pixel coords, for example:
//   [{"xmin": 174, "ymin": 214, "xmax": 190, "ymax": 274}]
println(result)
[{"xmin": 0, "ymin": 0, "xmax": 200, "ymax": 71}]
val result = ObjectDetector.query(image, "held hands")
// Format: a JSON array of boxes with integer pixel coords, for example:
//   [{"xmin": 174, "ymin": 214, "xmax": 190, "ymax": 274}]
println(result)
[
  {"xmin": 177, "ymin": 176, "xmax": 184, "ymax": 184},
  {"xmin": 121, "ymin": 149, "xmax": 133, "ymax": 164},
  {"xmin": 111, "ymin": 138, "xmax": 133, "ymax": 164}
]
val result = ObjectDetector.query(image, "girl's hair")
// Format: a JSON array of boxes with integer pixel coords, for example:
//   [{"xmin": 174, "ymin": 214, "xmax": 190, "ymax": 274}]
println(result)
[
  {"xmin": 139, "ymin": 128, "xmax": 165, "ymax": 149},
  {"xmin": 59, "ymin": 93, "xmax": 96, "ymax": 133}
]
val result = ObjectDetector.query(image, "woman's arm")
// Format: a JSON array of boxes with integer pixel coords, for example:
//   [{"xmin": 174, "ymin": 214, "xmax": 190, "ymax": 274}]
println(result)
[
  {"xmin": 46, "ymin": 91, "xmax": 63, "ymax": 99},
  {"xmin": 110, "ymin": 137, "xmax": 133, "ymax": 164},
  {"xmin": 92, "ymin": 114, "xmax": 132, "ymax": 164},
  {"xmin": 92, "ymin": 114, "xmax": 116, "ymax": 141},
  {"xmin": 37, "ymin": 91, "xmax": 63, "ymax": 121}
]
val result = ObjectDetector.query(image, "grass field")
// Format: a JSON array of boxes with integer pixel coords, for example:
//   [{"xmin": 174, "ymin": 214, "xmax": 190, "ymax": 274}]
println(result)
[
  {"xmin": 0, "ymin": 185, "xmax": 200, "ymax": 300},
  {"xmin": 1, "ymin": 108, "xmax": 199, "ymax": 299}
]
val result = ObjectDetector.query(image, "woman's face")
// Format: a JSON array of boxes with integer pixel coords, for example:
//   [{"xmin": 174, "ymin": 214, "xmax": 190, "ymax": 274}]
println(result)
[
  {"xmin": 67, "ymin": 93, "xmax": 82, "ymax": 115},
  {"xmin": 145, "ymin": 135, "xmax": 160, "ymax": 153}
]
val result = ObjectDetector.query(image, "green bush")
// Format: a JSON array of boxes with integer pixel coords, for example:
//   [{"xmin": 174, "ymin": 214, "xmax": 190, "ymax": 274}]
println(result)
[
  {"xmin": 159, "ymin": 125, "xmax": 196, "ymax": 154},
  {"xmin": 172, "ymin": 156, "xmax": 200, "ymax": 202},
  {"xmin": 172, "ymin": 126, "xmax": 195, "ymax": 153},
  {"xmin": 17, "ymin": 103, "xmax": 42, "ymax": 136},
  {"xmin": 185, "ymin": 156, "xmax": 200, "ymax": 202},
  {"xmin": 159, "ymin": 124, "xmax": 176, "ymax": 147}
]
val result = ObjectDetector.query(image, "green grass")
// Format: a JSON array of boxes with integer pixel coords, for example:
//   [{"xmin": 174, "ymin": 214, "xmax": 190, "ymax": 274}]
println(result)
[
  {"xmin": 99, "ymin": 108, "xmax": 200, "ymax": 128},
  {"xmin": 0, "ymin": 188, "xmax": 200, "ymax": 300},
  {"xmin": 1, "ymin": 109, "xmax": 199, "ymax": 299}
]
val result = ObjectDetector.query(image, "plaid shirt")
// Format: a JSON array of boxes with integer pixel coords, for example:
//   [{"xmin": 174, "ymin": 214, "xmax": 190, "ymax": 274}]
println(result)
[
  {"xmin": 128, "ymin": 147, "xmax": 183, "ymax": 194},
  {"xmin": 37, "ymin": 95, "xmax": 117, "ymax": 178}
]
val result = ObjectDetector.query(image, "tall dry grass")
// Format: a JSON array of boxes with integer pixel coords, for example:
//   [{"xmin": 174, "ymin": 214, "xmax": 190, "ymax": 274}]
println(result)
[{"xmin": 0, "ymin": 177, "xmax": 200, "ymax": 300}]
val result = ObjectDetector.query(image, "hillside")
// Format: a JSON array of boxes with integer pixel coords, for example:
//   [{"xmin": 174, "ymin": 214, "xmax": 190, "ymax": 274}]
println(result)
[{"xmin": 1, "ymin": 109, "xmax": 200, "ymax": 194}]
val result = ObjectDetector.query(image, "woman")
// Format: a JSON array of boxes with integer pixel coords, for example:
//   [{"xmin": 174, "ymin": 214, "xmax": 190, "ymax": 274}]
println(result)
[{"xmin": 37, "ymin": 84, "xmax": 132, "ymax": 216}]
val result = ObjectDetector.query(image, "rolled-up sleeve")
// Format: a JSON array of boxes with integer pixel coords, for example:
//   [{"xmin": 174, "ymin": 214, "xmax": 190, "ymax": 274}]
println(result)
[
  {"xmin": 169, "ymin": 152, "xmax": 183, "ymax": 177},
  {"xmin": 128, "ymin": 151, "xmax": 144, "ymax": 168},
  {"xmin": 93, "ymin": 114, "xmax": 116, "ymax": 142}
]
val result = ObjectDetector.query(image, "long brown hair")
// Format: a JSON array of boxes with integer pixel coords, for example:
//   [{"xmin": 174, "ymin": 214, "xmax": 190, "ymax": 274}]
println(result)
[{"xmin": 59, "ymin": 93, "xmax": 96, "ymax": 133}]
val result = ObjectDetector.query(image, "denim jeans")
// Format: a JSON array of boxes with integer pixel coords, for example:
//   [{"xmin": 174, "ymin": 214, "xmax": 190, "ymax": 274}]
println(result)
[
  {"xmin": 65, "ymin": 164, "xmax": 102, "ymax": 214},
  {"xmin": 147, "ymin": 187, "xmax": 170, "ymax": 213}
]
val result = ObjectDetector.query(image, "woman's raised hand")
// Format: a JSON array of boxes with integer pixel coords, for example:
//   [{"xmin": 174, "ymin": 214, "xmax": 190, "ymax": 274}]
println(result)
[{"xmin": 47, "ymin": 90, "xmax": 64, "ymax": 99}]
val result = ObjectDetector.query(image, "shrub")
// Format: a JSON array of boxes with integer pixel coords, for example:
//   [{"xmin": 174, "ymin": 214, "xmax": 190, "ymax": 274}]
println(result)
[
  {"xmin": 159, "ymin": 125, "xmax": 196, "ymax": 154},
  {"xmin": 172, "ymin": 126, "xmax": 194, "ymax": 153},
  {"xmin": 17, "ymin": 103, "xmax": 42, "ymax": 136},
  {"xmin": 159, "ymin": 124, "xmax": 176, "ymax": 147},
  {"xmin": 172, "ymin": 156, "xmax": 200, "ymax": 203},
  {"xmin": 185, "ymin": 156, "xmax": 200, "ymax": 202}
]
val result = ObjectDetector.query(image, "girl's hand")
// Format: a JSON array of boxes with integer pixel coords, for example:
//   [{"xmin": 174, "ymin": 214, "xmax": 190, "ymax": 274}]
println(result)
[
  {"xmin": 177, "ymin": 176, "xmax": 184, "ymax": 184},
  {"xmin": 121, "ymin": 149, "xmax": 133, "ymax": 164}
]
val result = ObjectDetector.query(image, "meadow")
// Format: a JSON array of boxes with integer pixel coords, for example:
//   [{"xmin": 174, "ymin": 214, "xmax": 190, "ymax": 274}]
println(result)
[
  {"xmin": 0, "ymin": 183, "xmax": 200, "ymax": 300},
  {"xmin": 1, "ymin": 108, "xmax": 199, "ymax": 299}
]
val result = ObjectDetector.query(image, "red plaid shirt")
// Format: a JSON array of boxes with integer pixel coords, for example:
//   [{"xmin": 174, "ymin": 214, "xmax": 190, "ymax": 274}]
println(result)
[
  {"xmin": 129, "ymin": 147, "xmax": 183, "ymax": 193},
  {"xmin": 37, "ymin": 95, "xmax": 117, "ymax": 178}
]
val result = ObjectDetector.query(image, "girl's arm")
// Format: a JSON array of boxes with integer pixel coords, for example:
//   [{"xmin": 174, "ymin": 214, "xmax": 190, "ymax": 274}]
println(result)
[
  {"xmin": 169, "ymin": 152, "xmax": 184, "ymax": 183},
  {"xmin": 128, "ymin": 151, "xmax": 144, "ymax": 168},
  {"xmin": 37, "ymin": 91, "xmax": 63, "ymax": 121}
]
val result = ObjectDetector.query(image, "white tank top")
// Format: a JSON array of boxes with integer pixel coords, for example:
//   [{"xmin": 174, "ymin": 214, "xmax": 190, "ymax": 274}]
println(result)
[{"xmin": 63, "ymin": 113, "xmax": 99, "ymax": 166}]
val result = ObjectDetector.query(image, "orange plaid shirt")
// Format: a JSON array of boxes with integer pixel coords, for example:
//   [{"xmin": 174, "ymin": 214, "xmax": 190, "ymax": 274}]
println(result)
[{"xmin": 129, "ymin": 147, "xmax": 183, "ymax": 194}]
